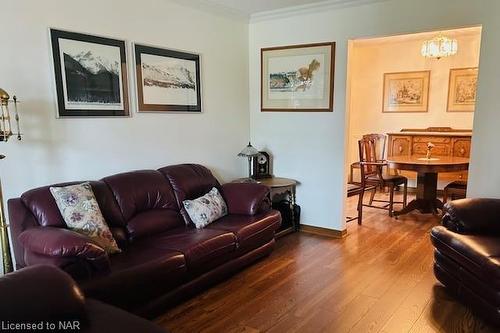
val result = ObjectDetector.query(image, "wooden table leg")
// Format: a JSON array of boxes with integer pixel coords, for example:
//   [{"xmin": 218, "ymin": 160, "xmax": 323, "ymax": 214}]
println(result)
[{"xmin": 393, "ymin": 172, "xmax": 443, "ymax": 216}]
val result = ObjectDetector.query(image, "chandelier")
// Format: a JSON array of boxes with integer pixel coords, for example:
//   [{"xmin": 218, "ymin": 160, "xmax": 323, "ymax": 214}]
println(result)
[{"xmin": 421, "ymin": 35, "xmax": 458, "ymax": 59}]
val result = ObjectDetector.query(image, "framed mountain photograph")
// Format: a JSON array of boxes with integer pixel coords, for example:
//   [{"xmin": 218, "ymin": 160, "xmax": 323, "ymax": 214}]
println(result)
[
  {"xmin": 447, "ymin": 67, "xmax": 478, "ymax": 112},
  {"xmin": 261, "ymin": 42, "xmax": 335, "ymax": 112},
  {"xmin": 382, "ymin": 71, "xmax": 430, "ymax": 113},
  {"xmin": 134, "ymin": 44, "xmax": 201, "ymax": 112},
  {"xmin": 50, "ymin": 29, "xmax": 129, "ymax": 117}
]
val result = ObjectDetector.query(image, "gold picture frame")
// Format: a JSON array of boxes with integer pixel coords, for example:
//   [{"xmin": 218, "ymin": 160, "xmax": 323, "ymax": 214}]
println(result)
[
  {"xmin": 382, "ymin": 71, "xmax": 430, "ymax": 113},
  {"xmin": 447, "ymin": 67, "xmax": 478, "ymax": 112},
  {"xmin": 261, "ymin": 42, "xmax": 335, "ymax": 112}
]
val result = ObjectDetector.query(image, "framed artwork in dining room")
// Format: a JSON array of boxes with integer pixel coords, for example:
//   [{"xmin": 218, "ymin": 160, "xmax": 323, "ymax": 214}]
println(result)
[
  {"xmin": 134, "ymin": 44, "xmax": 201, "ymax": 112},
  {"xmin": 447, "ymin": 67, "xmax": 478, "ymax": 112},
  {"xmin": 261, "ymin": 42, "xmax": 335, "ymax": 112},
  {"xmin": 382, "ymin": 71, "xmax": 430, "ymax": 113},
  {"xmin": 50, "ymin": 29, "xmax": 129, "ymax": 117}
]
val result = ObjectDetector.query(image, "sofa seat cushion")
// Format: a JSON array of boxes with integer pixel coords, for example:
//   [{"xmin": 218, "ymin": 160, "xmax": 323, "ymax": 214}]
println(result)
[
  {"xmin": 81, "ymin": 245, "xmax": 186, "ymax": 310},
  {"xmin": 207, "ymin": 210, "xmax": 281, "ymax": 251},
  {"xmin": 141, "ymin": 227, "xmax": 237, "ymax": 274},
  {"xmin": 431, "ymin": 226, "xmax": 500, "ymax": 287}
]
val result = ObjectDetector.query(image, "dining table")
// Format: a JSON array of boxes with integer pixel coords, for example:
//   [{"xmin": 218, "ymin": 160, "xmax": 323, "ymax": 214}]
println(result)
[{"xmin": 386, "ymin": 155, "xmax": 469, "ymax": 216}]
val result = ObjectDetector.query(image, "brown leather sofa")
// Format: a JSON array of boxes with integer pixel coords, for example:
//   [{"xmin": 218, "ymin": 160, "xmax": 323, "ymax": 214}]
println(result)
[
  {"xmin": 8, "ymin": 164, "xmax": 281, "ymax": 318},
  {"xmin": 430, "ymin": 198, "xmax": 500, "ymax": 326},
  {"xmin": 0, "ymin": 265, "xmax": 167, "ymax": 332}
]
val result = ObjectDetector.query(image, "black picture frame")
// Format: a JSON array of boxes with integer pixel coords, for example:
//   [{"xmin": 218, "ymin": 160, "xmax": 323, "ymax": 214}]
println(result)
[
  {"xmin": 50, "ymin": 29, "xmax": 129, "ymax": 117},
  {"xmin": 134, "ymin": 44, "xmax": 202, "ymax": 112}
]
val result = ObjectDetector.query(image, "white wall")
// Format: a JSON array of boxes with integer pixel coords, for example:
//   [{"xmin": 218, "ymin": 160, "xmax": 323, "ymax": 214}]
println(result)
[
  {"xmin": 347, "ymin": 30, "xmax": 480, "ymax": 167},
  {"xmin": 0, "ymin": 0, "xmax": 249, "ymax": 273},
  {"xmin": 0, "ymin": 0, "xmax": 249, "ymax": 201},
  {"xmin": 3, "ymin": 0, "xmax": 500, "ymax": 263},
  {"xmin": 249, "ymin": 0, "xmax": 500, "ymax": 231}
]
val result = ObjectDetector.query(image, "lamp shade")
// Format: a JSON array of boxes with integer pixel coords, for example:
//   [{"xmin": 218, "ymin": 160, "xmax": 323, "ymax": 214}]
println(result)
[
  {"xmin": 238, "ymin": 142, "xmax": 259, "ymax": 157},
  {"xmin": 0, "ymin": 88, "xmax": 9, "ymax": 105}
]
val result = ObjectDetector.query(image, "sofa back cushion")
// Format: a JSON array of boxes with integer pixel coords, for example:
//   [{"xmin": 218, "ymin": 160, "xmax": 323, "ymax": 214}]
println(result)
[
  {"xmin": 158, "ymin": 164, "xmax": 221, "ymax": 225},
  {"xmin": 20, "ymin": 181, "xmax": 124, "ymax": 228},
  {"xmin": 102, "ymin": 170, "xmax": 182, "ymax": 239},
  {"xmin": 126, "ymin": 209, "xmax": 184, "ymax": 240}
]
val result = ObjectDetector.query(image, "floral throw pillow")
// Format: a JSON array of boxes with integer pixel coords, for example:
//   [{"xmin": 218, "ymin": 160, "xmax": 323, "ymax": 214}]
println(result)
[
  {"xmin": 50, "ymin": 182, "xmax": 121, "ymax": 254},
  {"xmin": 183, "ymin": 187, "xmax": 228, "ymax": 229}
]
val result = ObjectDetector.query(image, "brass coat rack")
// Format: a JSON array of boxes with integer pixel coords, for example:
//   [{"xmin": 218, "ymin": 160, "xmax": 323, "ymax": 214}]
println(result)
[{"xmin": 0, "ymin": 88, "xmax": 22, "ymax": 273}]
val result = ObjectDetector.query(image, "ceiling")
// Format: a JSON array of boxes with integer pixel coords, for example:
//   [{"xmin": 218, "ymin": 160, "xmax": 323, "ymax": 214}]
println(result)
[
  {"xmin": 353, "ymin": 26, "xmax": 482, "ymax": 46},
  {"xmin": 192, "ymin": 0, "xmax": 337, "ymax": 16}
]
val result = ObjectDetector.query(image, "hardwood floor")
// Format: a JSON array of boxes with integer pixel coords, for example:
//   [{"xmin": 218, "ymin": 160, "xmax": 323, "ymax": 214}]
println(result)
[{"xmin": 157, "ymin": 193, "xmax": 496, "ymax": 332}]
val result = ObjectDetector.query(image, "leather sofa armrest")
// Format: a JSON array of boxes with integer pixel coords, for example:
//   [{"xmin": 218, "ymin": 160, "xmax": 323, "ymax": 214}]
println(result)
[
  {"xmin": 222, "ymin": 183, "xmax": 272, "ymax": 215},
  {"xmin": 84, "ymin": 299, "xmax": 168, "ymax": 333},
  {"xmin": 0, "ymin": 265, "xmax": 86, "ymax": 321},
  {"xmin": 19, "ymin": 227, "xmax": 110, "ymax": 272},
  {"xmin": 442, "ymin": 198, "xmax": 500, "ymax": 234}
]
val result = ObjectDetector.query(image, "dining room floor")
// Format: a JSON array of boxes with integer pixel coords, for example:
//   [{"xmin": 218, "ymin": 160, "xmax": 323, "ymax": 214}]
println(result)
[{"xmin": 156, "ymin": 192, "xmax": 496, "ymax": 333}]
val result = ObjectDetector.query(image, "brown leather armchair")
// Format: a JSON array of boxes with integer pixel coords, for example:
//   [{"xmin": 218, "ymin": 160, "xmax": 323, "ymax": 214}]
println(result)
[
  {"xmin": 0, "ymin": 265, "xmax": 167, "ymax": 332},
  {"xmin": 430, "ymin": 198, "xmax": 500, "ymax": 326}
]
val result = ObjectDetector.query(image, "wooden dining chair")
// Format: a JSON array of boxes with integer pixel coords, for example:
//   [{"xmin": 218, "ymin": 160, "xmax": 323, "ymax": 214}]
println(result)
[
  {"xmin": 358, "ymin": 138, "xmax": 408, "ymax": 217},
  {"xmin": 346, "ymin": 183, "xmax": 363, "ymax": 224},
  {"xmin": 347, "ymin": 180, "xmax": 376, "ymax": 225},
  {"xmin": 443, "ymin": 180, "xmax": 468, "ymax": 203},
  {"xmin": 349, "ymin": 134, "xmax": 387, "ymax": 184}
]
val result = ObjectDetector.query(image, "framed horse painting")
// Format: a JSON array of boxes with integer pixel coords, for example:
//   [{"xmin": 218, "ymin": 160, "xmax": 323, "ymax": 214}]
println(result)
[{"xmin": 261, "ymin": 42, "xmax": 335, "ymax": 112}]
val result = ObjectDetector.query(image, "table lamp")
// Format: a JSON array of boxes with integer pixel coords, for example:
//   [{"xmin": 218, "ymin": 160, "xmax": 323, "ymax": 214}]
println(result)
[
  {"xmin": 0, "ymin": 88, "xmax": 22, "ymax": 274},
  {"xmin": 238, "ymin": 142, "xmax": 259, "ymax": 181}
]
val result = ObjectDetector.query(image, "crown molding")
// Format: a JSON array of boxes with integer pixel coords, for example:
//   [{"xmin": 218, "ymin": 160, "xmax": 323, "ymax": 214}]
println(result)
[
  {"xmin": 169, "ymin": 0, "xmax": 389, "ymax": 23},
  {"xmin": 250, "ymin": 0, "xmax": 390, "ymax": 23},
  {"xmin": 352, "ymin": 25, "xmax": 482, "ymax": 46},
  {"xmin": 168, "ymin": 0, "xmax": 249, "ymax": 22}
]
